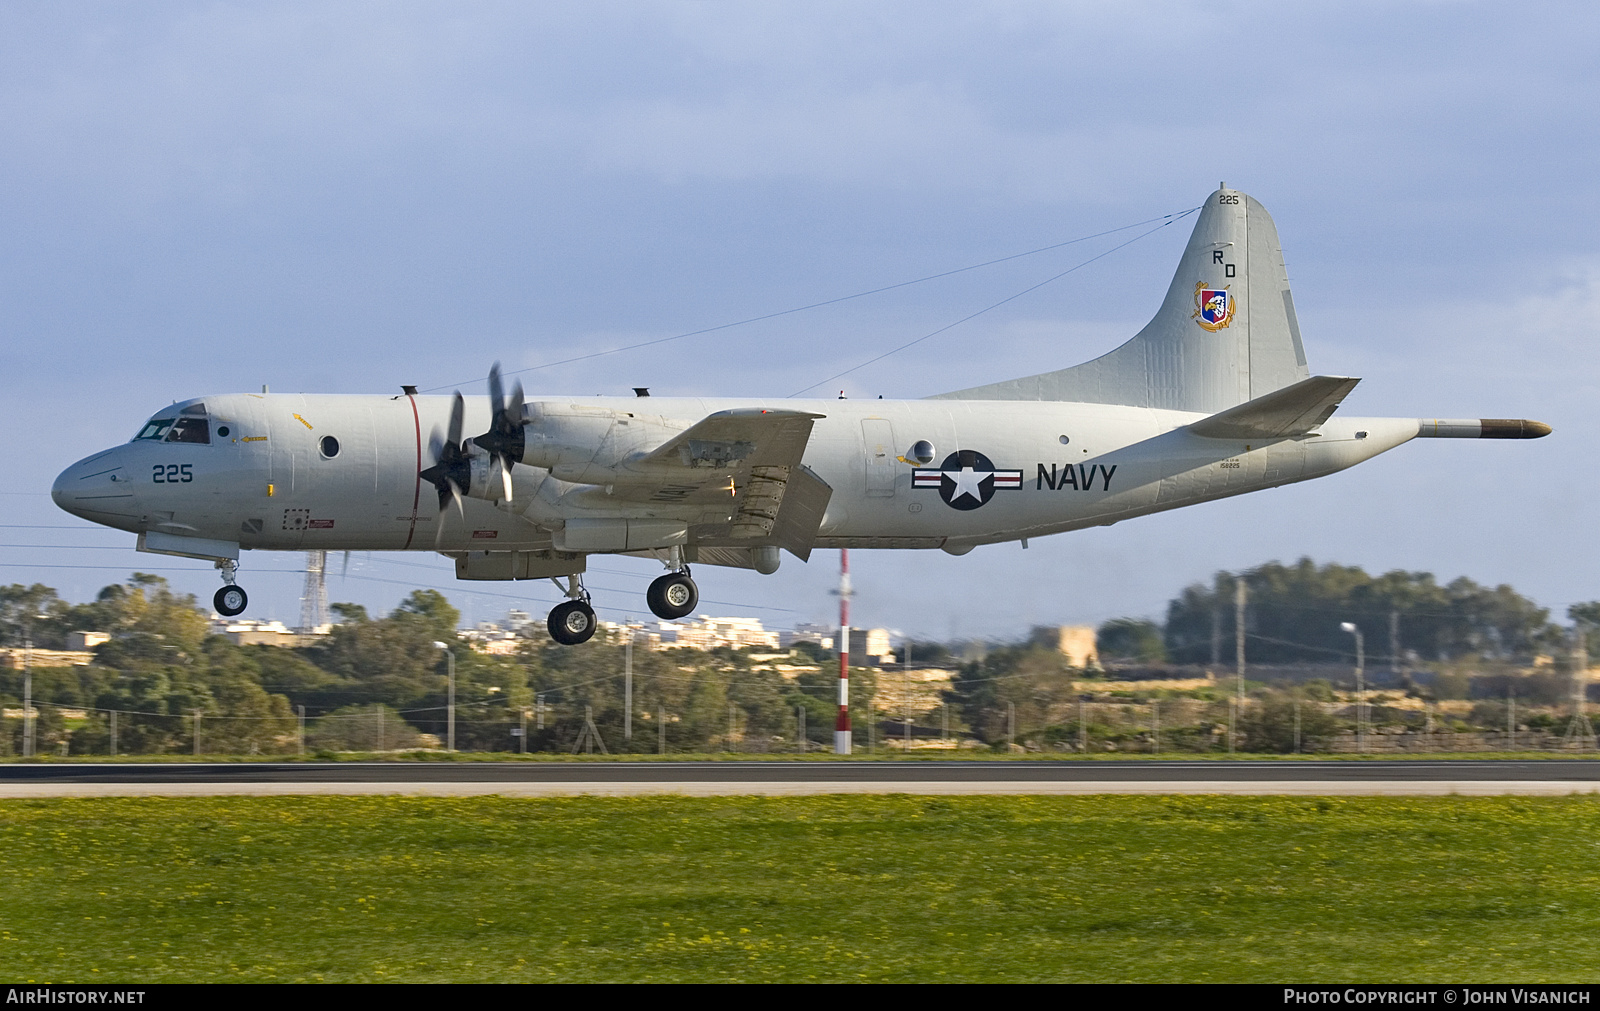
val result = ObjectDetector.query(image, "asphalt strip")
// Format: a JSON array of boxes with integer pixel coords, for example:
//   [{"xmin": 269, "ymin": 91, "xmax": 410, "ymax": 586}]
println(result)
[{"xmin": 4, "ymin": 780, "xmax": 1600, "ymax": 798}]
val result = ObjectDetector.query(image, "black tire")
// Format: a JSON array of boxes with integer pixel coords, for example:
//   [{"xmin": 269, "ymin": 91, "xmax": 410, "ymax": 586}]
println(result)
[
  {"xmin": 214, "ymin": 585, "xmax": 248, "ymax": 617},
  {"xmin": 646, "ymin": 573, "xmax": 698, "ymax": 620},
  {"xmin": 547, "ymin": 600, "xmax": 597, "ymax": 645}
]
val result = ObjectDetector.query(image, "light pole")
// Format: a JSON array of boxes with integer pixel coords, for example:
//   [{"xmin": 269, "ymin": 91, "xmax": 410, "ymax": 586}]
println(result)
[
  {"xmin": 433, "ymin": 641, "xmax": 456, "ymax": 752},
  {"xmin": 1341, "ymin": 622, "xmax": 1365, "ymax": 752},
  {"xmin": 624, "ymin": 630, "xmax": 634, "ymax": 743},
  {"xmin": 21, "ymin": 614, "xmax": 34, "ymax": 758},
  {"xmin": 20, "ymin": 611, "xmax": 46, "ymax": 758}
]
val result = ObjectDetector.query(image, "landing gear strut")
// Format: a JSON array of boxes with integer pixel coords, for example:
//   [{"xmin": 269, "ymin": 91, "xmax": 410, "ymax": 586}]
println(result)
[
  {"xmin": 547, "ymin": 574, "xmax": 597, "ymax": 645},
  {"xmin": 213, "ymin": 559, "xmax": 248, "ymax": 617}
]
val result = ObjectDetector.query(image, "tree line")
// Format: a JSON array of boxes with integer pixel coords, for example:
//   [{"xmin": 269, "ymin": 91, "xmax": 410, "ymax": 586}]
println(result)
[
  {"xmin": 1, "ymin": 556, "xmax": 1596, "ymax": 756},
  {"xmin": 1092, "ymin": 557, "xmax": 1592, "ymax": 667},
  {"xmin": 0, "ymin": 575, "xmax": 877, "ymax": 756}
]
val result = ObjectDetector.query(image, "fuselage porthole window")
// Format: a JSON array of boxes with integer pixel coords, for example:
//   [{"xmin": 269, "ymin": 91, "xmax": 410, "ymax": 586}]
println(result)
[
  {"xmin": 320, "ymin": 435, "xmax": 340, "ymax": 459},
  {"xmin": 166, "ymin": 417, "xmax": 210, "ymax": 445}
]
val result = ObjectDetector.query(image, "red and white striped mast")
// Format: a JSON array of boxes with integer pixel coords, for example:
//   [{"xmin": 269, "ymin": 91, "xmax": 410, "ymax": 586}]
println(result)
[{"xmin": 834, "ymin": 548, "xmax": 853, "ymax": 754}]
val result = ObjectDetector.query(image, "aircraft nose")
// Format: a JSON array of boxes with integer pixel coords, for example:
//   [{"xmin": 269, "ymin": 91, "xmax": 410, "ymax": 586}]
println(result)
[
  {"xmin": 50, "ymin": 467, "xmax": 71, "ymax": 512},
  {"xmin": 52, "ymin": 449, "xmax": 137, "ymax": 524}
]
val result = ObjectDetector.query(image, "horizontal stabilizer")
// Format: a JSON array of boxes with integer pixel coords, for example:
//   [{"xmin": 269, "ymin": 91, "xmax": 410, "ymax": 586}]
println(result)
[
  {"xmin": 1187, "ymin": 375, "xmax": 1360, "ymax": 440},
  {"xmin": 1416, "ymin": 419, "xmax": 1553, "ymax": 439}
]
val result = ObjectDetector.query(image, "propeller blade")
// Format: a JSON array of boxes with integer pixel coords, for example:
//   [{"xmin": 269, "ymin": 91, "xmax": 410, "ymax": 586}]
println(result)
[
  {"xmin": 472, "ymin": 365, "xmax": 527, "ymax": 473},
  {"xmin": 420, "ymin": 416, "xmax": 470, "ymax": 512},
  {"xmin": 341, "ymin": 551, "xmax": 350, "ymax": 578},
  {"xmin": 446, "ymin": 392, "xmax": 464, "ymax": 449},
  {"xmin": 488, "ymin": 361, "xmax": 505, "ymax": 419},
  {"xmin": 499, "ymin": 459, "xmax": 513, "ymax": 502},
  {"xmin": 507, "ymin": 380, "xmax": 524, "ymax": 429},
  {"xmin": 434, "ymin": 485, "xmax": 466, "ymax": 550}
]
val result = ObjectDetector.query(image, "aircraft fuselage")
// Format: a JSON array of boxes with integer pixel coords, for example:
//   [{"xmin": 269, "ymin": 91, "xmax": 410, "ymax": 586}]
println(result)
[{"xmin": 53, "ymin": 391, "xmax": 1415, "ymax": 556}]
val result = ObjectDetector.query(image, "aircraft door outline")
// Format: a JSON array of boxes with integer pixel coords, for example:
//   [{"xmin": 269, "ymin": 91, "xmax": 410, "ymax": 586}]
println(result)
[{"xmin": 861, "ymin": 418, "xmax": 897, "ymax": 498}]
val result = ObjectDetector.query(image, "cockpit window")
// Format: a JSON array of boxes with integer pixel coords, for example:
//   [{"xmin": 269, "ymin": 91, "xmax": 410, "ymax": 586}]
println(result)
[
  {"xmin": 134, "ymin": 419, "xmax": 175, "ymax": 441},
  {"xmin": 166, "ymin": 417, "xmax": 211, "ymax": 444}
]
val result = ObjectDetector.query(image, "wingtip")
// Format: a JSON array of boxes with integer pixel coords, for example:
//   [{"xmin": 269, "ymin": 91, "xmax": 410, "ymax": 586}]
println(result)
[{"xmin": 1481, "ymin": 419, "xmax": 1552, "ymax": 439}]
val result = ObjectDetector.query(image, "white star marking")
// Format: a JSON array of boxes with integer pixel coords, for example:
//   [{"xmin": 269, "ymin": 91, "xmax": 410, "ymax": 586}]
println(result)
[{"xmin": 945, "ymin": 466, "xmax": 989, "ymax": 505}]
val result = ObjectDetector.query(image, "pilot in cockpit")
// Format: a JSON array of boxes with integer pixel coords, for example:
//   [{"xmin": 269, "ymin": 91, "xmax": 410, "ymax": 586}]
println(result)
[{"xmin": 132, "ymin": 403, "xmax": 219, "ymax": 445}]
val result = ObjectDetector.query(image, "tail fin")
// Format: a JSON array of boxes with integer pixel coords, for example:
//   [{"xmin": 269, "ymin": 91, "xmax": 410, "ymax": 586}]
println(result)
[{"xmin": 931, "ymin": 186, "xmax": 1311, "ymax": 412}]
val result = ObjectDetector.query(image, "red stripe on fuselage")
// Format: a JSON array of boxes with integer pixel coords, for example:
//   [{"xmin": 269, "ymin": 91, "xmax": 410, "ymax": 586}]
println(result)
[{"xmin": 403, "ymin": 394, "xmax": 422, "ymax": 549}]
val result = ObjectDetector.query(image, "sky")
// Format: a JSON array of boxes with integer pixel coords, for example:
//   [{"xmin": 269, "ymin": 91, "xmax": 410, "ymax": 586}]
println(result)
[{"xmin": 3, "ymin": 1, "xmax": 1597, "ymax": 641}]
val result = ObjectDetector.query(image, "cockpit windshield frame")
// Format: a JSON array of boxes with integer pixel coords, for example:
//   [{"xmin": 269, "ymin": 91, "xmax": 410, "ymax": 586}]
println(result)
[
  {"xmin": 166, "ymin": 417, "xmax": 211, "ymax": 444},
  {"xmin": 133, "ymin": 419, "xmax": 176, "ymax": 442},
  {"xmin": 133, "ymin": 402, "xmax": 212, "ymax": 445}
]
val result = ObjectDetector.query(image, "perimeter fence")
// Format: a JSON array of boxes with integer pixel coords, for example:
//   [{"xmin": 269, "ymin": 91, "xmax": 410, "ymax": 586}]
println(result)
[{"xmin": 4, "ymin": 688, "xmax": 1598, "ymax": 757}]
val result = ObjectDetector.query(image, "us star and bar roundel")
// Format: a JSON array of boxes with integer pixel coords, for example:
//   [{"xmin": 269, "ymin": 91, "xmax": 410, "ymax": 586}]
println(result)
[{"xmin": 911, "ymin": 450, "xmax": 1024, "ymax": 511}]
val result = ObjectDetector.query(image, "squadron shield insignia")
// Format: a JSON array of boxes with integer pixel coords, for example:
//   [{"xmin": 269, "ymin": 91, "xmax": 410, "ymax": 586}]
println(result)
[
  {"xmin": 1192, "ymin": 282, "xmax": 1234, "ymax": 331},
  {"xmin": 912, "ymin": 450, "xmax": 1023, "ymax": 511}
]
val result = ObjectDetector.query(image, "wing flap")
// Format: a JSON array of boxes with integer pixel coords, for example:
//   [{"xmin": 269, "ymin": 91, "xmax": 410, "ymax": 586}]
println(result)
[
  {"xmin": 611, "ymin": 410, "xmax": 831, "ymax": 558},
  {"xmin": 1187, "ymin": 375, "xmax": 1360, "ymax": 440},
  {"xmin": 760, "ymin": 464, "xmax": 832, "ymax": 561}
]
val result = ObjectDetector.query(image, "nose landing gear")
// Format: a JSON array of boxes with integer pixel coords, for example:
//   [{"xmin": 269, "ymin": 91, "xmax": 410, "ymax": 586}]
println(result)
[
  {"xmin": 546, "ymin": 574, "xmax": 597, "ymax": 645},
  {"xmin": 213, "ymin": 559, "xmax": 248, "ymax": 617}
]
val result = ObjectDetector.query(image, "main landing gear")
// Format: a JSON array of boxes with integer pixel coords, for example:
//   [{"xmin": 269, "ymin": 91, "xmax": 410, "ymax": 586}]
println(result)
[
  {"xmin": 646, "ymin": 568, "xmax": 698, "ymax": 621},
  {"xmin": 213, "ymin": 559, "xmax": 248, "ymax": 617},
  {"xmin": 546, "ymin": 574, "xmax": 597, "ymax": 646},
  {"xmin": 542, "ymin": 556, "xmax": 698, "ymax": 646}
]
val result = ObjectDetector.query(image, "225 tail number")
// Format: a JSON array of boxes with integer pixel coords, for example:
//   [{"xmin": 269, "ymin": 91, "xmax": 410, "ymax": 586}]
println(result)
[{"xmin": 153, "ymin": 464, "xmax": 193, "ymax": 483}]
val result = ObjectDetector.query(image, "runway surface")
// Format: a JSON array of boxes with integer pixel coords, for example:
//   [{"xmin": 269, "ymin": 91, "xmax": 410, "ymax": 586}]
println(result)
[{"xmin": 4, "ymin": 760, "xmax": 1600, "ymax": 796}]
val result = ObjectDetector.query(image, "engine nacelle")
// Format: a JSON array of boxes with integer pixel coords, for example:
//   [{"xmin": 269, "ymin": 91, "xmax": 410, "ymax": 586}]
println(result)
[{"xmin": 519, "ymin": 402, "xmax": 692, "ymax": 486}]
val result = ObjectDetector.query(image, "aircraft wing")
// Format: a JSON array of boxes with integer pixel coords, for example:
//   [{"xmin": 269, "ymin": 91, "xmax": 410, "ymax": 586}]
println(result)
[
  {"xmin": 640, "ymin": 408, "xmax": 823, "ymax": 471},
  {"xmin": 614, "ymin": 409, "xmax": 833, "ymax": 558},
  {"xmin": 1187, "ymin": 376, "xmax": 1361, "ymax": 440}
]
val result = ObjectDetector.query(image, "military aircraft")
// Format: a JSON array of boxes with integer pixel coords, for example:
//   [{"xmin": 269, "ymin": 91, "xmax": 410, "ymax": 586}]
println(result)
[{"xmin": 53, "ymin": 185, "xmax": 1549, "ymax": 647}]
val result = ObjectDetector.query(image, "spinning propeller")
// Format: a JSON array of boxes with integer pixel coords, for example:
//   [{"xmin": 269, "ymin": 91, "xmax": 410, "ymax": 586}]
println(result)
[
  {"xmin": 418, "ymin": 364, "xmax": 530, "ymax": 539},
  {"xmin": 419, "ymin": 391, "xmax": 471, "ymax": 521},
  {"xmin": 472, "ymin": 362, "xmax": 527, "ymax": 503}
]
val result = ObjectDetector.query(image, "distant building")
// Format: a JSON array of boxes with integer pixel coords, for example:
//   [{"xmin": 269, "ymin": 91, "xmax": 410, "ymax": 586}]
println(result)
[
  {"xmin": 215, "ymin": 619, "xmax": 303, "ymax": 647},
  {"xmin": 673, "ymin": 617, "xmax": 780, "ymax": 651},
  {"xmin": 0, "ymin": 648, "xmax": 95, "ymax": 669},
  {"xmin": 505, "ymin": 609, "xmax": 534, "ymax": 635},
  {"xmin": 775, "ymin": 625, "xmax": 896, "ymax": 663},
  {"xmin": 66, "ymin": 631, "xmax": 109, "ymax": 650},
  {"xmin": 783, "ymin": 623, "xmax": 835, "ymax": 651},
  {"xmin": 1057, "ymin": 626, "xmax": 1099, "ymax": 669},
  {"xmin": 461, "ymin": 621, "xmax": 524, "ymax": 655},
  {"xmin": 831, "ymin": 627, "xmax": 896, "ymax": 664}
]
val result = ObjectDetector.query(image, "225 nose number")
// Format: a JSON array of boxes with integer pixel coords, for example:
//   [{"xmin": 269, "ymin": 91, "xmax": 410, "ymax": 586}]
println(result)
[{"xmin": 152, "ymin": 464, "xmax": 193, "ymax": 483}]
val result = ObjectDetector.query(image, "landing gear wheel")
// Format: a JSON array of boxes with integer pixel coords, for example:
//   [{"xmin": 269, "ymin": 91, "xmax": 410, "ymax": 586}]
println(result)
[
  {"xmin": 548, "ymin": 600, "xmax": 597, "ymax": 645},
  {"xmin": 214, "ymin": 585, "xmax": 248, "ymax": 617},
  {"xmin": 647, "ymin": 573, "xmax": 698, "ymax": 620}
]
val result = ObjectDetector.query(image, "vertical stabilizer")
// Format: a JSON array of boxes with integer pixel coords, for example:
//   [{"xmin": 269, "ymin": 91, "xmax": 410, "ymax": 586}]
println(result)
[{"xmin": 931, "ymin": 187, "xmax": 1310, "ymax": 411}]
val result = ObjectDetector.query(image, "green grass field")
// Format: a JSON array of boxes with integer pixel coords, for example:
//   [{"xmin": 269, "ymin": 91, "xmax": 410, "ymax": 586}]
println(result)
[{"xmin": 4, "ymin": 794, "xmax": 1599, "ymax": 982}]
